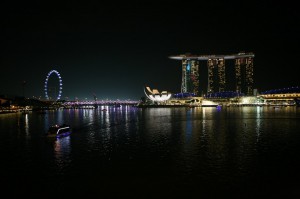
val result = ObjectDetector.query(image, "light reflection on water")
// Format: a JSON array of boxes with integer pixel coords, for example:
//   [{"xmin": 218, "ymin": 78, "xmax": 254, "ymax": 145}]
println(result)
[
  {"xmin": 1, "ymin": 106, "xmax": 300, "ymax": 198},
  {"xmin": 24, "ymin": 113, "xmax": 29, "ymax": 136},
  {"xmin": 53, "ymin": 136, "xmax": 72, "ymax": 172}
]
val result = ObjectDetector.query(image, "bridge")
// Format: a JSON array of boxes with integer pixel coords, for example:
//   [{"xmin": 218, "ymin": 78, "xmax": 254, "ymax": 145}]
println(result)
[
  {"xmin": 259, "ymin": 87, "xmax": 300, "ymax": 100},
  {"xmin": 259, "ymin": 93, "xmax": 300, "ymax": 100},
  {"xmin": 258, "ymin": 87, "xmax": 300, "ymax": 106},
  {"xmin": 62, "ymin": 99, "xmax": 140, "ymax": 107}
]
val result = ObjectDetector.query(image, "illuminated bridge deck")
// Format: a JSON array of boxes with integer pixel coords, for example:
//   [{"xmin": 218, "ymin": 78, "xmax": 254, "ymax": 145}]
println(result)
[
  {"xmin": 63, "ymin": 100, "xmax": 139, "ymax": 106},
  {"xmin": 259, "ymin": 87, "xmax": 300, "ymax": 100},
  {"xmin": 259, "ymin": 93, "xmax": 300, "ymax": 99}
]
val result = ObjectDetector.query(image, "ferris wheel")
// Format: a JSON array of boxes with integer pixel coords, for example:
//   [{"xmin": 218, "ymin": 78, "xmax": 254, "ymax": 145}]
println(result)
[{"xmin": 44, "ymin": 70, "xmax": 63, "ymax": 100}]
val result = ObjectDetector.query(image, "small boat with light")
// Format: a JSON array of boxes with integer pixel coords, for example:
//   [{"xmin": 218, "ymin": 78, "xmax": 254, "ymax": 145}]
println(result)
[{"xmin": 47, "ymin": 124, "xmax": 71, "ymax": 138}]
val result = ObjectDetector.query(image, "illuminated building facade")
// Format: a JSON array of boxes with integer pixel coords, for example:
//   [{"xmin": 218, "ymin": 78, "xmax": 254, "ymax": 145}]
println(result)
[
  {"xmin": 235, "ymin": 57, "xmax": 254, "ymax": 95},
  {"xmin": 207, "ymin": 58, "xmax": 225, "ymax": 93},
  {"xmin": 144, "ymin": 86, "xmax": 172, "ymax": 102},
  {"xmin": 181, "ymin": 58, "xmax": 199, "ymax": 95},
  {"xmin": 170, "ymin": 52, "xmax": 255, "ymax": 96}
]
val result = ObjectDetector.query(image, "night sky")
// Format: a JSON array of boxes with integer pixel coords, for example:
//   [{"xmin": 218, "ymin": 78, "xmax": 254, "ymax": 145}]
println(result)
[{"xmin": 1, "ymin": 1, "xmax": 299, "ymax": 100}]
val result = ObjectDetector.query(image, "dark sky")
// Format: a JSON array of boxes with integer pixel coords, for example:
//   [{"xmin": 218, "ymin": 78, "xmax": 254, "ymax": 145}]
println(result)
[{"xmin": 1, "ymin": 1, "xmax": 300, "ymax": 100}]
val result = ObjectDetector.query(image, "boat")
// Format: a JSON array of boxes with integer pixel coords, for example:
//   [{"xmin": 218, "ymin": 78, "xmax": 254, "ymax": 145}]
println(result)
[{"xmin": 47, "ymin": 124, "xmax": 71, "ymax": 138}]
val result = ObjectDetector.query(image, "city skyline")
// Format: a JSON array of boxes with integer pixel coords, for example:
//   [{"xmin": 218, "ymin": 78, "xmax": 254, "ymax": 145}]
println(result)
[{"xmin": 1, "ymin": 1, "xmax": 299, "ymax": 100}]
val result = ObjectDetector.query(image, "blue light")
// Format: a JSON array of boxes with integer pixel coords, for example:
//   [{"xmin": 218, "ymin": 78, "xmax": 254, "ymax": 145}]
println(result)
[
  {"xmin": 56, "ymin": 131, "xmax": 71, "ymax": 138},
  {"xmin": 187, "ymin": 64, "xmax": 190, "ymax": 71}
]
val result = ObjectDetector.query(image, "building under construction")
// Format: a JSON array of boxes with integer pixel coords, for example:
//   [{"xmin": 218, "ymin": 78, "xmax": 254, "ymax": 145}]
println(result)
[{"xmin": 169, "ymin": 52, "xmax": 254, "ymax": 96}]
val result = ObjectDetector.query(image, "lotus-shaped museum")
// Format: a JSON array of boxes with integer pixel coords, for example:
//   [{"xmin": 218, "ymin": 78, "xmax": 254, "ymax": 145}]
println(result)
[{"xmin": 144, "ymin": 86, "xmax": 172, "ymax": 102}]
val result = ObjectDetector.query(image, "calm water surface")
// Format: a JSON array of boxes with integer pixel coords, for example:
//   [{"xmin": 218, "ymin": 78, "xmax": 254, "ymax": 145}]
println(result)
[{"xmin": 1, "ymin": 106, "xmax": 300, "ymax": 198}]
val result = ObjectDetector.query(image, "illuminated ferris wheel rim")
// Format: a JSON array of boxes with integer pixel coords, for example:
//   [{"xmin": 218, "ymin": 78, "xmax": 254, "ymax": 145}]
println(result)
[{"xmin": 44, "ymin": 70, "xmax": 63, "ymax": 100}]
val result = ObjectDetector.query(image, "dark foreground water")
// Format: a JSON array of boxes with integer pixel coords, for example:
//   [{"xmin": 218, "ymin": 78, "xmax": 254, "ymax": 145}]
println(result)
[{"xmin": 1, "ymin": 106, "xmax": 300, "ymax": 198}]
